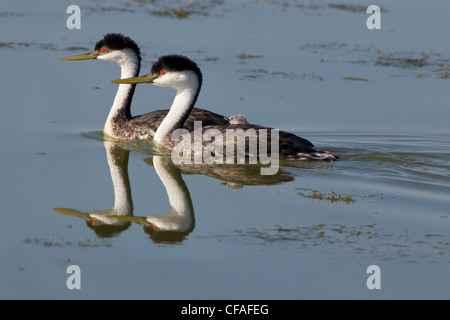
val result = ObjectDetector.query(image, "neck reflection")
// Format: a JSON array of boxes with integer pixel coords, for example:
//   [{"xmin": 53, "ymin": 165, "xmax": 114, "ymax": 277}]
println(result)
[{"xmin": 53, "ymin": 139, "xmax": 195, "ymax": 242}]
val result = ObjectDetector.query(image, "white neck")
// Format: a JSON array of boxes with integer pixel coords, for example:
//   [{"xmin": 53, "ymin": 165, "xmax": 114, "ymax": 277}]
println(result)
[
  {"xmin": 146, "ymin": 156, "xmax": 193, "ymax": 231},
  {"xmin": 153, "ymin": 87, "xmax": 196, "ymax": 145},
  {"xmin": 152, "ymin": 70, "xmax": 200, "ymax": 146},
  {"xmin": 87, "ymin": 140, "xmax": 133, "ymax": 226},
  {"xmin": 104, "ymin": 140, "xmax": 133, "ymax": 215},
  {"xmin": 102, "ymin": 49, "xmax": 140, "ymax": 137}
]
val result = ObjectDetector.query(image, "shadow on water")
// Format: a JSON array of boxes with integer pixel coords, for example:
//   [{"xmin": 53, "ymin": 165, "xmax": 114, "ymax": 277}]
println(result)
[{"xmin": 53, "ymin": 135, "xmax": 295, "ymax": 244}]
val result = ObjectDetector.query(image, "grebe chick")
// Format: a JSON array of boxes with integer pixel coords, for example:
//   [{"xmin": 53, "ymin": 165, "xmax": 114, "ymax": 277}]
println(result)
[
  {"xmin": 111, "ymin": 54, "xmax": 338, "ymax": 161},
  {"xmin": 227, "ymin": 114, "xmax": 248, "ymax": 124},
  {"xmin": 61, "ymin": 33, "xmax": 229, "ymax": 140}
]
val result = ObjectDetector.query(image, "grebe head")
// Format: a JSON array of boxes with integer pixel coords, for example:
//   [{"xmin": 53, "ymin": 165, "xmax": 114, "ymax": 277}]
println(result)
[
  {"xmin": 111, "ymin": 54, "xmax": 202, "ymax": 91},
  {"xmin": 148, "ymin": 55, "xmax": 202, "ymax": 91},
  {"xmin": 60, "ymin": 33, "xmax": 141, "ymax": 67}
]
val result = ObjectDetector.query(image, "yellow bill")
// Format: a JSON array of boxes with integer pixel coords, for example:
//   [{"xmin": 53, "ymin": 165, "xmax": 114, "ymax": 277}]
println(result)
[
  {"xmin": 60, "ymin": 52, "xmax": 99, "ymax": 61},
  {"xmin": 110, "ymin": 75, "xmax": 157, "ymax": 84}
]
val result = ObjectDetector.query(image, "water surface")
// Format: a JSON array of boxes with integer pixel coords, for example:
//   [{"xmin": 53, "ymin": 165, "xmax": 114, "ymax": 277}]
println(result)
[{"xmin": 0, "ymin": 0, "xmax": 449, "ymax": 300}]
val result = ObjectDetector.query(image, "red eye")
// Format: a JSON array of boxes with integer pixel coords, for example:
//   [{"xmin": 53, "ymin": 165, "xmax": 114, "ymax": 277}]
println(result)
[
  {"xmin": 100, "ymin": 47, "xmax": 105, "ymax": 53},
  {"xmin": 160, "ymin": 70, "xmax": 165, "ymax": 75}
]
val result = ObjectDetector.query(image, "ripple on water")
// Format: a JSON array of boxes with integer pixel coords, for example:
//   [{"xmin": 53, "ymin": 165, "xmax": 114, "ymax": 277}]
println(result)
[{"xmin": 319, "ymin": 133, "xmax": 450, "ymax": 188}]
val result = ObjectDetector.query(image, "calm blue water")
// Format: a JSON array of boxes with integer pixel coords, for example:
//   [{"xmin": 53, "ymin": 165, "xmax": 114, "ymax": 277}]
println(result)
[{"xmin": 0, "ymin": 0, "xmax": 449, "ymax": 300}]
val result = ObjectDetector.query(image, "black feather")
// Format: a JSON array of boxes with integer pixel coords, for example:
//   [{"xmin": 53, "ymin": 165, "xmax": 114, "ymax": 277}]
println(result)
[{"xmin": 95, "ymin": 33, "xmax": 141, "ymax": 63}]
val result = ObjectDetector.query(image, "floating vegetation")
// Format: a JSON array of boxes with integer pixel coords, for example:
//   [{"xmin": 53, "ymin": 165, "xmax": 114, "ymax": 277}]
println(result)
[
  {"xmin": 299, "ymin": 42, "xmax": 450, "ymax": 79},
  {"xmin": 425, "ymin": 233, "xmax": 443, "ymax": 238},
  {"xmin": 234, "ymin": 224, "xmax": 379, "ymax": 248},
  {"xmin": 376, "ymin": 52, "xmax": 450, "ymax": 79},
  {"xmin": 239, "ymin": 68, "xmax": 323, "ymax": 81},
  {"xmin": 224, "ymin": 224, "xmax": 450, "ymax": 263},
  {"xmin": 299, "ymin": 42, "xmax": 382, "ymax": 65},
  {"xmin": 86, "ymin": 6, "xmax": 135, "ymax": 15},
  {"xmin": 147, "ymin": 8, "xmax": 190, "ymax": 19},
  {"xmin": 246, "ymin": 1, "xmax": 379, "ymax": 13},
  {"xmin": 328, "ymin": 4, "xmax": 370, "ymax": 13},
  {"xmin": 367, "ymin": 193, "xmax": 384, "ymax": 200},
  {"xmin": 298, "ymin": 189, "xmax": 355, "ymax": 204},
  {"xmin": 23, "ymin": 236, "xmax": 113, "ymax": 248},
  {"xmin": 0, "ymin": 11, "xmax": 24, "ymax": 18},
  {"xmin": 434, "ymin": 66, "xmax": 450, "ymax": 79},
  {"xmin": 241, "ymin": 68, "xmax": 267, "ymax": 80},
  {"xmin": 0, "ymin": 41, "xmax": 57, "ymax": 50},
  {"xmin": 204, "ymin": 57, "xmax": 219, "ymax": 62},
  {"xmin": 143, "ymin": 0, "xmax": 225, "ymax": 18},
  {"xmin": 342, "ymin": 77, "xmax": 368, "ymax": 81},
  {"xmin": 23, "ymin": 237, "xmax": 71, "ymax": 248},
  {"xmin": 63, "ymin": 46, "xmax": 89, "ymax": 52},
  {"xmin": 375, "ymin": 54, "xmax": 428, "ymax": 68},
  {"xmin": 236, "ymin": 53, "xmax": 263, "ymax": 60},
  {"xmin": 78, "ymin": 238, "xmax": 113, "ymax": 248}
]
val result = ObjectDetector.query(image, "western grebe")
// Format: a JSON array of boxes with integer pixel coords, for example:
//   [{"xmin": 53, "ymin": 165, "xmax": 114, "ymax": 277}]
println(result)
[
  {"xmin": 111, "ymin": 54, "xmax": 338, "ymax": 161},
  {"xmin": 60, "ymin": 33, "xmax": 230, "ymax": 140}
]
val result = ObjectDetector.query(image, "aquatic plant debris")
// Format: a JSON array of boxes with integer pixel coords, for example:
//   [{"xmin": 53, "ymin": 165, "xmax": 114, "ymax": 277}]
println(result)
[
  {"xmin": 23, "ymin": 237, "xmax": 113, "ymax": 248},
  {"xmin": 143, "ymin": 0, "xmax": 226, "ymax": 18},
  {"xmin": 239, "ymin": 68, "xmax": 323, "ymax": 81},
  {"xmin": 375, "ymin": 54, "xmax": 427, "ymax": 68},
  {"xmin": 342, "ymin": 77, "xmax": 368, "ymax": 81},
  {"xmin": 299, "ymin": 42, "xmax": 450, "ymax": 79},
  {"xmin": 147, "ymin": 8, "xmax": 190, "ymax": 19},
  {"xmin": 328, "ymin": 4, "xmax": 373, "ymax": 13},
  {"xmin": 223, "ymin": 224, "xmax": 450, "ymax": 263},
  {"xmin": 298, "ymin": 189, "xmax": 356, "ymax": 204},
  {"xmin": 0, "ymin": 41, "xmax": 57, "ymax": 50},
  {"xmin": 236, "ymin": 53, "xmax": 263, "ymax": 59}
]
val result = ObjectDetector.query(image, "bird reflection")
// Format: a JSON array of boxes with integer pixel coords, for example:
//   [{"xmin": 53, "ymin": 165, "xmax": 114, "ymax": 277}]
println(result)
[
  {"xmin": 53, "ymin": 140, "xmax": 133, "ymax": 238},
  {"xmin": 54, "ymin": 138, "xmax": 294, "ymax": 243},
  {"xmin": 110, "ymin": 153, "xmax": 196, "ymax": 243},
  {"xmin": 165, "ymin": 161, "xmax": 293, "ymax": 190}
]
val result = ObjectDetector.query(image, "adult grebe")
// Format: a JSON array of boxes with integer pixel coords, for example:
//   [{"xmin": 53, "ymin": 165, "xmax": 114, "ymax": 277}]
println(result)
[
  {"xmin": 111, "ymin": 54, "xmax": 338, "ymax": 161},
  {"xmin": 60, "ymin": 33, "xmax": 229, "ymax": 140}
]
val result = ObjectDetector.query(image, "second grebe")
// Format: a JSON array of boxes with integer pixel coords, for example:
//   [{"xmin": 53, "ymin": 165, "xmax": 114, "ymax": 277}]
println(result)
[{"xmin": 111, "ymin": 54, "xmax": 338, "ymax": 161}]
